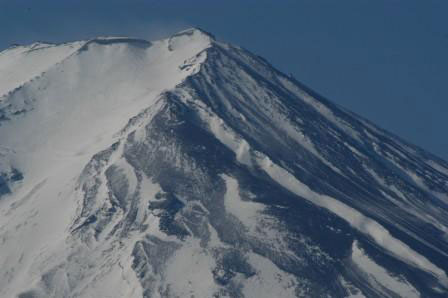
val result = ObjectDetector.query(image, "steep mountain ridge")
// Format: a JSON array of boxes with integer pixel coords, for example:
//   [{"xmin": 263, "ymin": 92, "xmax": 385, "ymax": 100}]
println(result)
[{"xmin": 0, "ymin": 28, "xmax": 447, "ymax": 297}]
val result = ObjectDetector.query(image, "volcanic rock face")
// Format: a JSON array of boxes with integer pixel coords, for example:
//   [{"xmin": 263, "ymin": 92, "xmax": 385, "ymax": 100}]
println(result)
[{"xmin": 1, "ymin": 28, "xmax": 448, "ymax": 298}]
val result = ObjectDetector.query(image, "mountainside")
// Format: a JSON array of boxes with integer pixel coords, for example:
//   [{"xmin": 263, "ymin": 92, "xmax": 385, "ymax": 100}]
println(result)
[{"xmin": 1, "ymin": 28, "xmax": 448, "ymax": 298}]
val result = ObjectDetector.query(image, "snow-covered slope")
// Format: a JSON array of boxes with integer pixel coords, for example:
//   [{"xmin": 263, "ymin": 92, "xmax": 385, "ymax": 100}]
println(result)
[
  {"xmin": 0, "ymin": 41, "xmax": 85, "ymax": 99},
  {"xmin": 1, "ymin": 28, "xmax": 448, "ymax": 298}
]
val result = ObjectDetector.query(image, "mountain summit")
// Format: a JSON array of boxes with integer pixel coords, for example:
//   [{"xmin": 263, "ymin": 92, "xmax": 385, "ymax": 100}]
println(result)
[{"xmin": 1, "ymin": 28, "xmax": 448, "ymax": 298}]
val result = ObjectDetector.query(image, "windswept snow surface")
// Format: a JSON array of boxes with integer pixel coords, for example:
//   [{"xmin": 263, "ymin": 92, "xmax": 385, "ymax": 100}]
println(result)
[
  {"xmin": 0, "ymin": 41, "xmax": 84, "ymax": 98},
  {"xmin": 1, "ymin": 28, "xmax": 448, "ymax": 297}
]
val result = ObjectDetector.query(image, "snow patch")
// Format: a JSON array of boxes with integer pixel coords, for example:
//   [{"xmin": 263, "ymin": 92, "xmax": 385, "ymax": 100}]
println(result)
[
  {"xmin": 242, "ymin": 253, "xmax": 298, "ymax": 298},
  {"xmin": 163, "ymin": 239, "xmax": 218, "ymax": 297},
  {"xmin": 198, "ymin": 105, "xmax": 252, "ymax": 166},
  {"xmin": 222, "ymin": 174, "xmax": 264, "ymax": 232},
  {"xmin": 427, "ymin": 160, "xmax": 448, "ymax": 177}
]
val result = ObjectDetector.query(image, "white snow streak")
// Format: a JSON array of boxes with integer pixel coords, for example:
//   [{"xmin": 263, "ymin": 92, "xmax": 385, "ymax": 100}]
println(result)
[
  {"xmin": 351, "ymin": 241, "xmax": 420, "ymax": 298},
  {"xmin": 255, "ymin": 153, "xmax": 448, "ymax": 287}
]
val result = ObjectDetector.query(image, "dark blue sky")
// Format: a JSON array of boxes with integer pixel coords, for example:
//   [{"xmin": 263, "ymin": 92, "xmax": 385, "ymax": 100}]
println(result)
[{"xmin": 1, "ymin": 0, "xmax": 447, "ymax": 160}]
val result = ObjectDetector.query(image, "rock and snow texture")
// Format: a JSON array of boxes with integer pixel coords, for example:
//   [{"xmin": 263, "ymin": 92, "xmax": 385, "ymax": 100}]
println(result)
[{"xmin": 1, "ymin": 28, "xmax": 448, "ymax": 297}]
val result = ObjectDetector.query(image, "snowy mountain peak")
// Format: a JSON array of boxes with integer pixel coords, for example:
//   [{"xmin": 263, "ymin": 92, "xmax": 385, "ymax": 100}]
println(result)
[
  {"xmin": 167, "ymin": 27, "xmax": 215, "ymax": 52},
  {"xmin": 0, "ymin": 28, "xmax": 214, "ymax": 101},
  {"xmin": 1, "ymin": 29, "xmax": 448, "ymax": 298},
  {"xmin": 170, "ymin": 27, "xmax": 216, "ymax": 41}
]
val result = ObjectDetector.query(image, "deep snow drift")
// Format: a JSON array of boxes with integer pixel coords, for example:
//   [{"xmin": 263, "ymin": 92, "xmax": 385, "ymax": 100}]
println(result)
[{"xmin": 1, "ymin": 28, "xmax": 448, "ymax": 298}]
